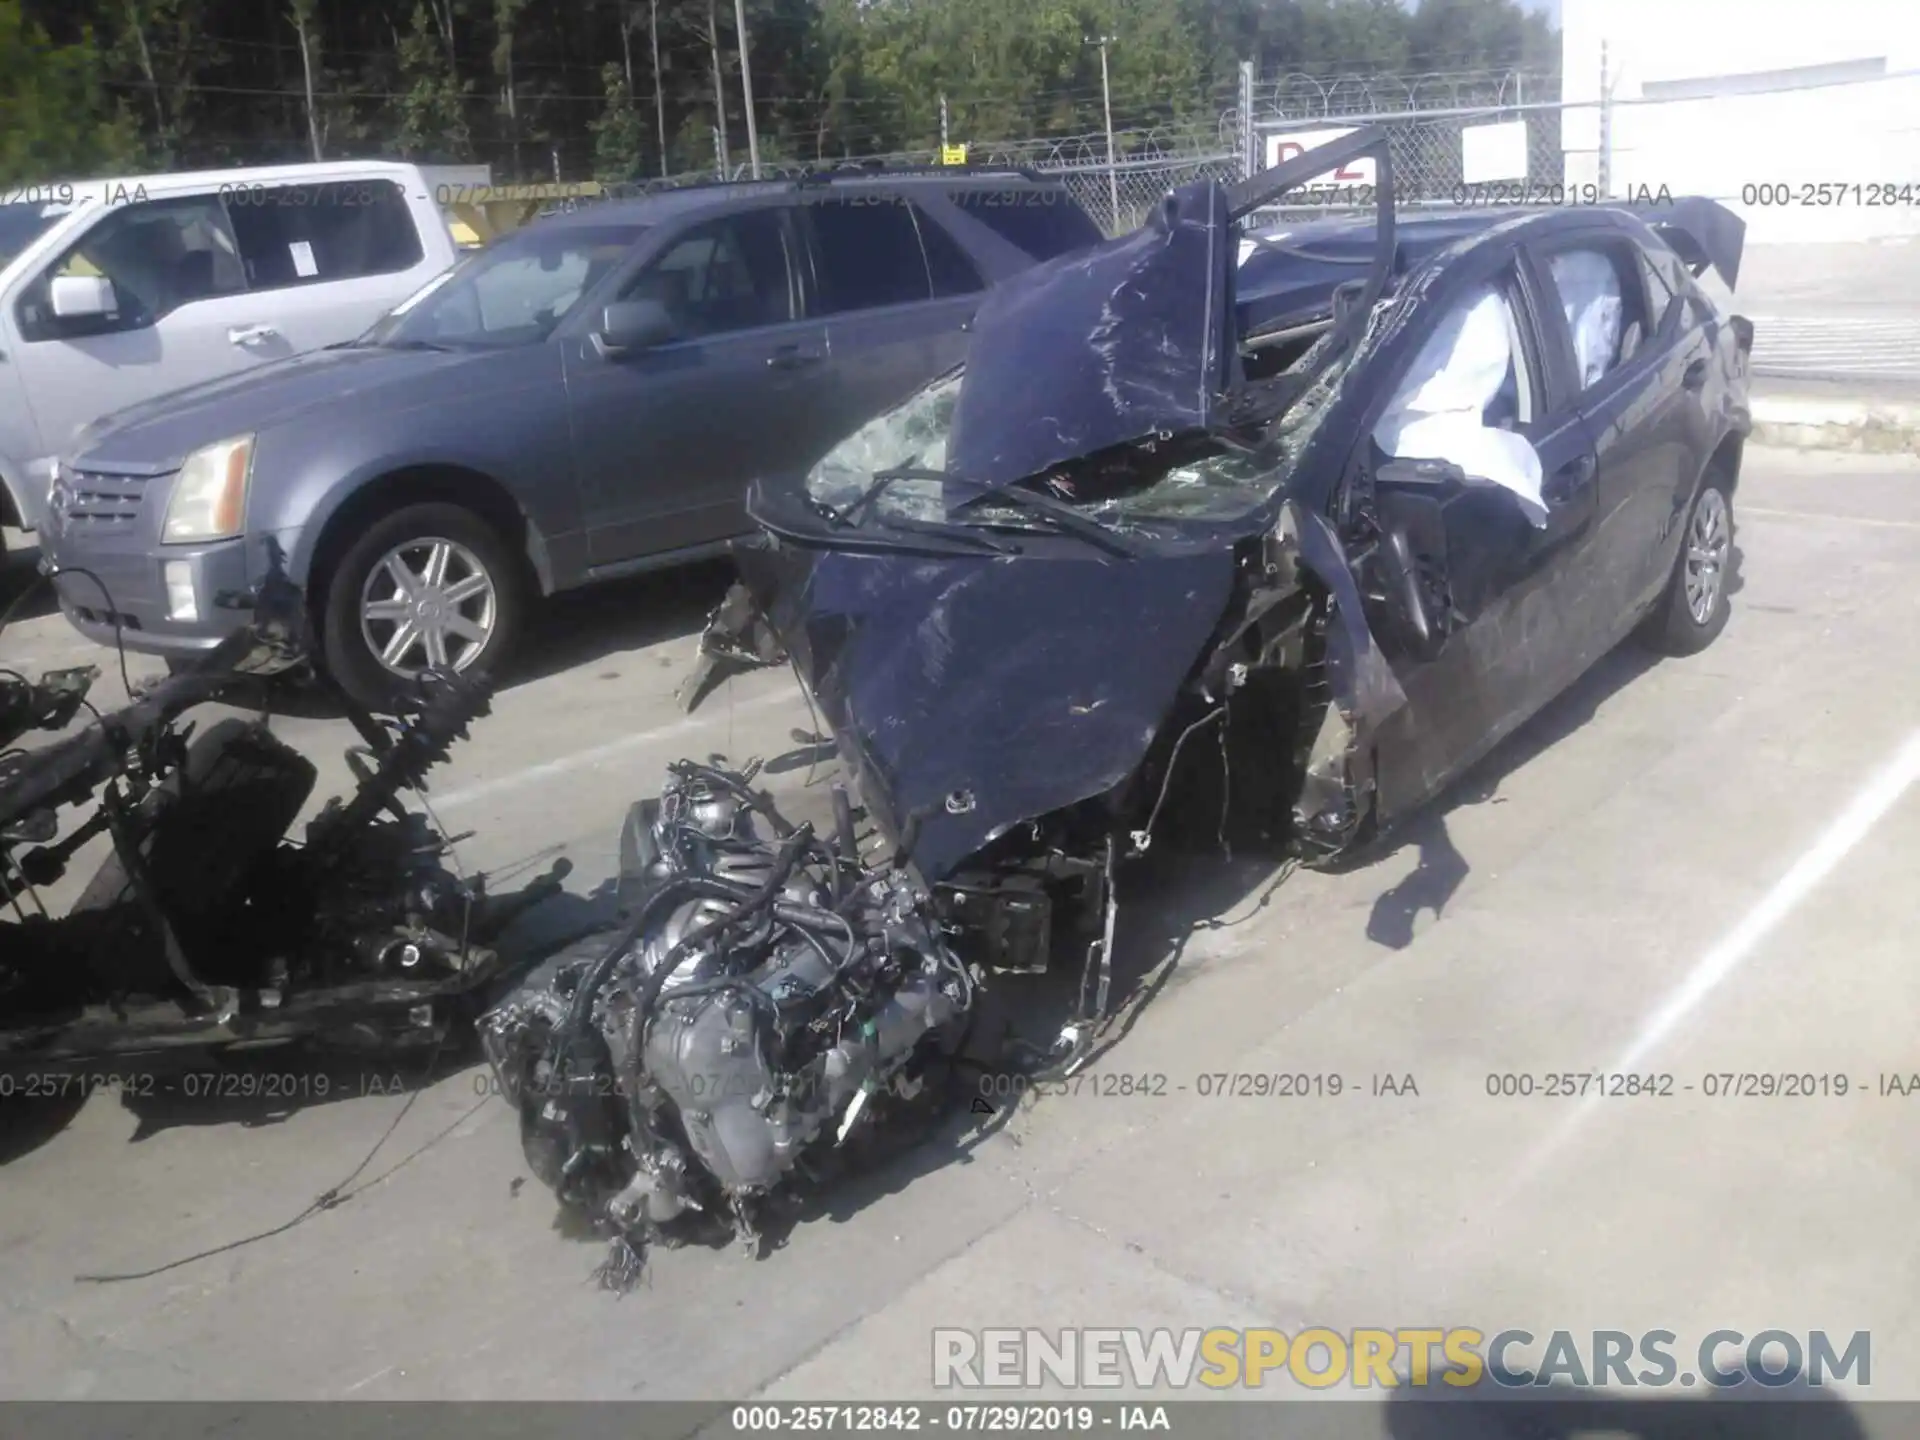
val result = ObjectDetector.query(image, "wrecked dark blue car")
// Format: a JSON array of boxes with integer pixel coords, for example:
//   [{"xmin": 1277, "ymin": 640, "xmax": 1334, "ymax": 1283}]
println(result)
[{"xmin": 483, "ymin": 131, "xmax": 1754, "ymax": 1270}]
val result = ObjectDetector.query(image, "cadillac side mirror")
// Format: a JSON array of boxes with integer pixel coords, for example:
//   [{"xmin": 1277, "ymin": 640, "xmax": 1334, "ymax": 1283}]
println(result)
[
  {"xmin": 593, "ymin": 299, "xmax": 677, "ymax": 359},
  {"xmin": 50, "ymin": 274, "xmax": 117, "ymax": 320}
]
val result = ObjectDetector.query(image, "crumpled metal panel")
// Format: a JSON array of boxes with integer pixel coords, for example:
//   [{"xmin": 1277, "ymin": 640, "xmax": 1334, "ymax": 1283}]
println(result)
[
  {"xmin": 944, "ymin": 179, "xmax": 1234, "ymax": 493},
  {"xmin": 1285, "ymin": 501, "xmax": 1407, "ymax": 731},
  {"xmin": 739, "ymin": 539, "xmax": 1237, "ymax": 883}
]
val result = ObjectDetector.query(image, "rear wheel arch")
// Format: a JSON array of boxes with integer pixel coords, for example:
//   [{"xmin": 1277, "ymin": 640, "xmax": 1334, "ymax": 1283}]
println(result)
[{"xmin": 1703, "ymin": 430, "xmax": 1744, "ymax": 497}]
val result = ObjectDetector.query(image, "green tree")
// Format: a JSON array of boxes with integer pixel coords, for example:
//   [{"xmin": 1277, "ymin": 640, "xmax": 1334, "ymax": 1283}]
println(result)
[
  {"xmin": 492, "ymin": 0, "xmax": 528, "ymax": 177},
  {"xmin": 395, "ymin": 0, "xmax": 472, "ymax": 161},
  {"xmin": 1406, "ymin": 0, "xmax": 1554, "ymax": 72},
  {"xmin": 0, "ymin": 0, "xmax": 142, "ymax": 184},
  {"xmin": 590, "ymin": 61, "xmax": 647, "ymax": 180},
  {"xmin": 107, "ymin": 0, "xmax": 222, "ymax": 166}
]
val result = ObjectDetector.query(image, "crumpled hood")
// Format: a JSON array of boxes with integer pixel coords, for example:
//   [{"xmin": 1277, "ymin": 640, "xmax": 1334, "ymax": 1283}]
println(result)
[
  {"xmin": 732, "ymin": 523, "xmax": 1236, "ymax": 882},
  {"xmin": 72, "ymin": 345, "xmax": 497, "ymax": 471},
  {"xmin": 945, "ymin": 177, "xmax": 1236, "ymax": 492}
]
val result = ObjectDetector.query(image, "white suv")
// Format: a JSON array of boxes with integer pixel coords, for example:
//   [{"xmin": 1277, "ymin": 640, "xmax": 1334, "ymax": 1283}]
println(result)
[{"xmin": 0, "ymin": 160, "xmax": 460, "ymax": 555}]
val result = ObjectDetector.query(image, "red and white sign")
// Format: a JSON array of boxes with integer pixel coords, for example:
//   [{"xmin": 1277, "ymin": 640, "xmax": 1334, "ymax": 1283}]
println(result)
[{"xmin": 1263, "ymin": 126, "xmax": 1377, "ymax": 189}]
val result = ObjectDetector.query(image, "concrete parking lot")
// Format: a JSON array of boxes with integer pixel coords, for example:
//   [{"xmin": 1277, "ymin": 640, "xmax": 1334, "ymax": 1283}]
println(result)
[{"xmin": 1, "ymin": 445, "xmax": 1917, "ymax": 1413}]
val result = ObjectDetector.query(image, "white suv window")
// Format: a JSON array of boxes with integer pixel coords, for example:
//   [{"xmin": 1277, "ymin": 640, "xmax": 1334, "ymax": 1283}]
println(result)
[
  {"xmin": 15, "ymin": 195, "xmax": 247, "ymax": 340},
  {"xmin": 222, "ymin": 180, "xmax": 423, "ymax": 290}
]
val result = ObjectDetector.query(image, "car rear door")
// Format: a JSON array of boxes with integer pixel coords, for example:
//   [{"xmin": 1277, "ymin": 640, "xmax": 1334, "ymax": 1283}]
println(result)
[
  {"xmin": 217, "ymin": 176, "xmax": 445, "ymax": 356},
  {"xmin": 794, "ymin": 192, "xmax": 983, "ymax": 444},
  {"xmin": 565, "ymin": 203, "xmax": 839, "ymax": 566},
  {"xmin": 1522, "ymin": 222, "xmax": 1699, "ymax": 638}
]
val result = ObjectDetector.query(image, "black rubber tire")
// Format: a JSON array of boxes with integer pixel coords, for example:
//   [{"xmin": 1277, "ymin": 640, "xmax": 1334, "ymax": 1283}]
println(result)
[
  {"xmin": 1639, "ymin": 472, "xmax": 1735, "ymax": 658},
  {"xmin": 67, "ymin": 718, "xmax": 317, "ymax": 994},
  {"xmin": 318, "ymin": 501, "xmax": 526, "ymax": 714}
]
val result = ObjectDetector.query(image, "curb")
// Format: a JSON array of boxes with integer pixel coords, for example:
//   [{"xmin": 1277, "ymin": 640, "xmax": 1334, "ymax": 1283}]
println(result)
[{"xmin": 1749, "ymin": 395, "xmax": 1920, "ymax": 455}]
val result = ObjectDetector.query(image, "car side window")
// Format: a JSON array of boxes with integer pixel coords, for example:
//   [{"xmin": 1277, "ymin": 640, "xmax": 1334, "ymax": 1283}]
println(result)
[
  {"xmin": 223, "ymin": 180, "xmax": 424, "ymax": 290},
  {"xmin": 621, "ymin": 211, "xmax": 794, "ymax": 339},
  {"xmin": 1542, "ymin": 241, "xmax": 1652, "ymax": 390},
  {"xmin": 805, "ymin": 199, "xmax": 934, "ymax": 313},
  {"xmin": 948, "ymin": 189, "xmax": 1105, "ymax": 260},
  {"xmin": 913, "ymin": 209, "xmax": 984, "ymax": 298},
  {"xmin": 14, "ymin": 194, "xmax": 247, "ymax": 341}
]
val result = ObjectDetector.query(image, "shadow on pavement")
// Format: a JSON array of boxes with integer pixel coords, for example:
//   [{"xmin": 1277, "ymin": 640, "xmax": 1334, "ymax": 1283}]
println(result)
[
  {"xmin": 0, "ymin": 866, "xmax": 626, "ymax": 1161},
  {"xmin": 1385, "ymin": 1369, "xmax": 1872, "ymax": 1440}
]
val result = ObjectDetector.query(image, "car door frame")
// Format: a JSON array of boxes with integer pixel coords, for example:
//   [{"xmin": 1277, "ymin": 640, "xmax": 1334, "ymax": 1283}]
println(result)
[
  {"xmin": 556, "ymin": 197, "xmax": 837, "ymax": 567},
  {"xmin": 1328, "ymin": 230, "xmax": 1606, "ymax": 828},
  {"xmin": 787, "ymin": 191, "xmax": 985, "ymax": 436},
  {"xmin": 1517, "ymin": 218, "xmax": 1694, "ymax": 647}
]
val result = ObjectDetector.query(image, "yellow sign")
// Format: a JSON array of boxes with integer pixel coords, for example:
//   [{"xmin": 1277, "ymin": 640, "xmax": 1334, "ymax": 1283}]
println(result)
[{"xmin": 941, "ymin": 144, "xmax": 969, "ymax": 166}]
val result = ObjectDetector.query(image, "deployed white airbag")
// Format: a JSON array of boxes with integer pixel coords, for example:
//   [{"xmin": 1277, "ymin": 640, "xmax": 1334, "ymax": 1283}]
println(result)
[
  {"xmin": 1371, "ymin": 283, "xmax": 1547, "ymax": 527},
  {"xmin": 1549, "ymin": 248, "xmax": 1623, "ymax": 388}
]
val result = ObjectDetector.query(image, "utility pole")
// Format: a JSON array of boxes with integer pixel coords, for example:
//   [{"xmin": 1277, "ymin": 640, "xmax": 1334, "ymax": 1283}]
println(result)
[
  {"xmin": 1088, "ymin": 36, "xmax": 1119, "ymax": 232},
  {"xmin": 650, "ymin": 0, "xmax": 668, "ymax": 177},
  {"xmin": 940, "ymin": 93, "xmax": 950, "ymax": 150},
  {"xmin": 735, "ymin": 0, "xmax": 762, "ymax": 178},
  {"xmin": 1597, "ymin": 38, "xmax": 1613, "ymax": 198},
  {"xmin": 1238, "ymin": 58, "xmax": 1256, "ymax": 179}
]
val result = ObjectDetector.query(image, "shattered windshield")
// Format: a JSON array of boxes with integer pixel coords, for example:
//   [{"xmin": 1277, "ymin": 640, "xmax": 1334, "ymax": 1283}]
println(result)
[{"xmin": 803, "ymin": 332, "xmax": 1357, "ymax": 535}]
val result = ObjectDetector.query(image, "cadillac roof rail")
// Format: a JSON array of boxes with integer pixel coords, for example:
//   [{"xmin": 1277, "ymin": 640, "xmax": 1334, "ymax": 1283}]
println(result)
[{"xmin": 796, "ymin": 162, "xmax": 1048, "ymax": 185}]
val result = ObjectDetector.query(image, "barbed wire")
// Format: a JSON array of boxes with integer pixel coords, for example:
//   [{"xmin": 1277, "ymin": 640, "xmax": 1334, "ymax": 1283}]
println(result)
[{"xmin": 1253, "ymin": 66, "xmax": 1560, "ymax": 120}]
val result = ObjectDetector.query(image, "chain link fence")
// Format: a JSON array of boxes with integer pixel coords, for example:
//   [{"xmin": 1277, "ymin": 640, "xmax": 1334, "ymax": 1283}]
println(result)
[
  {"xmin": 1246, "ymin": 104, "xmax": 1567, "ymax": 224},
  {"xmin": 560, "ymin": 66, "xmax": 1573, "ymax": 238}
]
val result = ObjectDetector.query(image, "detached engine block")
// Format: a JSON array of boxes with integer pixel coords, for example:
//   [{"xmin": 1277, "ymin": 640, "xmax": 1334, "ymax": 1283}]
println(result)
[{"xmin": 479, "ymin": 759, "xmax": 974, "ymax": 1277}]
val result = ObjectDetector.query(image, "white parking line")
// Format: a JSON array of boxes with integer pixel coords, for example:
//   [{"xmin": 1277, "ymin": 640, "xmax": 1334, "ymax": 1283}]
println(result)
[
  {"xmin": 432, "ymin": 684, "xmax": 794, "ymax": 811},
  {"xmin": 1517, "ymin": 727, "xmax": 1920, "ymax": 1181},
  {"xmin": 1745, "ymin": 507, "xmax": 1920, "ymax": 531}
]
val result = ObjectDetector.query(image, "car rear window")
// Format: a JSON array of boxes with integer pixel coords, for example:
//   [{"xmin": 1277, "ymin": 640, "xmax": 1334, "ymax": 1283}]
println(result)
[
  {"xmin": 805, "ymin": 199, "xmax": 932, "ymax": 312},
  {"xmin": 913, "ymin": 209, "xmax": 984, "ymax": 297},
  {"xmin": 223, "ymin": 179, "xmax": 424, "ymax": 289},
  {"xmin": 948, "ymin": 189, "xmax": 1104, "ymax": 259}
]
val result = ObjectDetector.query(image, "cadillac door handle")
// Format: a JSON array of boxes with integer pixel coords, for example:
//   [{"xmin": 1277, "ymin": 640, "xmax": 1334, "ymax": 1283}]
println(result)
[
  {"xmin": 228, "ymin": 324, "xmax": 281, "ymax": 347},
  {"xmin": 768, "ymin": 347, "xmax": 824, "ymax": 370}
]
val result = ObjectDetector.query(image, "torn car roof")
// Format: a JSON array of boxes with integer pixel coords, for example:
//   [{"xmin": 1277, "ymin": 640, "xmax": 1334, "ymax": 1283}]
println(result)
[
  {"xmin": 944, "ymin": 178, "xmax": 1236, "ymax": 492},
  {"xmin": 1236, "ymin": 196, "xmax": 1746, "ymax": 340},
  {"xmin": 944, "ymin": 127, "xmax": 1397, "ymax": 494}
]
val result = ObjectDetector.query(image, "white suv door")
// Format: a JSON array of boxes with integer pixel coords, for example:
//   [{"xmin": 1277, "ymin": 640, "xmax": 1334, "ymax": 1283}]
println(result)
[
  {"xmin": 10, "ymin": 190, "xmax": 264, "ymax": 462},
  {"xmin": 216, "ymin": 176, "xmax": 438, "ymax": 355},
  {"xmin": 8, "ymin": 177, "xmax": 437, "ymax": 465}
]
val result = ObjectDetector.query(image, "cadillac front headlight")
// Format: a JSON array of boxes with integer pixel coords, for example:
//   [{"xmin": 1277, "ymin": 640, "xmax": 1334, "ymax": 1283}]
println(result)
[{"xmin": 162, "ymin": 434, "xmax": 255, "ymax": 544}]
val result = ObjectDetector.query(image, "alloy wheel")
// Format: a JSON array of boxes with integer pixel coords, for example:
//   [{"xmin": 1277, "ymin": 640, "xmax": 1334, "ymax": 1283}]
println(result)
[
  {"xmin": 1683, "ymin": 487, "xmax": 1730, "ymax": 626},
  {"xmin": 358, "ymin": 536, "xmax": 497, "ymax": 675}
]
